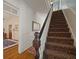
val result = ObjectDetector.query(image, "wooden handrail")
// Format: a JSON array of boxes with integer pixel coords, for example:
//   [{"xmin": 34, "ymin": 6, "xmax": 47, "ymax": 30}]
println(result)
[{"xmin": 39, "ymin": 9, "xmax": 51, "ymax": 39}]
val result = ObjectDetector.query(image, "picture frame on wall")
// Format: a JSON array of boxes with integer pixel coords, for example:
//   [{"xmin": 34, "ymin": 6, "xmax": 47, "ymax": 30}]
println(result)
[{"xmin": 32, "ymin": 21, "xmax": 40, "ymax": 31}]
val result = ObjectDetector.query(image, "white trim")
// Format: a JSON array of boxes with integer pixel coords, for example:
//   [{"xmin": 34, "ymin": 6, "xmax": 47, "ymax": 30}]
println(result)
[
  {"xmin": 62, "ymin": 9, "xmax": 76, "ymax": 46},
  {"xmin": 3, "ymin": 10, "xmax": 18, "ymax": 16},
  {"xmin": 3, "ymin": 0, "xmax": 19, "ymax": 16},
  {"xmin": 4, "ymin": 0, "xmax": 19, "ymax": 10}
]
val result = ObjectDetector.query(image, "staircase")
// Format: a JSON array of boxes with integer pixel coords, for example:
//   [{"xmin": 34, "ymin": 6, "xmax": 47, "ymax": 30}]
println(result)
[{"xmin": 43, "ymin": 10, "xmax": 76, "ymax": 59}]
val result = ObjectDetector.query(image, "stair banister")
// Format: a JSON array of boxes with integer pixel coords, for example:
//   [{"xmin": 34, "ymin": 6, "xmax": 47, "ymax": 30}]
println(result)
[
  {"xmin": 33, "ymin": 32, "xmax": 41, "ymax": 59},
  {"xmin": 32, "ymin": 8, "xmax": 53, "ymax": 59},
  {"xmin": 39, "ymin": 8, "xmax": 53, "ymax": 59}
]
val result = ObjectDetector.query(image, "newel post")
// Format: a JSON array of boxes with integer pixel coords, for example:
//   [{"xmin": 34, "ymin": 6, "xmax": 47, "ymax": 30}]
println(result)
[{"xmin": 33, "ymin": 32, "xmax": 41, "ymax": 59}]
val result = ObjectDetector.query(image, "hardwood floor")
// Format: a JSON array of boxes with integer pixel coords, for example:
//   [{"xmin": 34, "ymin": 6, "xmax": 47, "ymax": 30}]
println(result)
[{"xmin": 4, "ymin": 45, "xmax": 35, "ymax": 59}]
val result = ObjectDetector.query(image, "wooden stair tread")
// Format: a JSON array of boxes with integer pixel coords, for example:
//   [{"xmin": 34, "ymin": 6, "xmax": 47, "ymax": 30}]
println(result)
[
  {"xmin": 45, "ymin": 49, "xmax": 76, "ymax": 59},
  {"xmin": 47, "ymin": 36, "xmax": 72, "ymax": 39},
  {"xmin": 46, "ymin": 42, "xmax": 76, "ymax": 55},
  {"xmin": 48, "ymin": 32, "xmax": 71, "ymax": 37},
  {"xmin": 49, "ymin": 28, "xmax": 69, "ymax": 32},
  {"xmin": 46, "ymin": 42, "xmax": 75, "ymax": 50},
  {"xmin": 48, "ymin": 32, "xmax": 71, "ymax": 34},
  {"xmin": 50, "ymin": 28, "xmax": 69, "ymax": 29},
  {"xmin": 46, "ymin": 42, "xmax": 75, "ymax": 48},
  {"xmin": 51, "ymin": 24, "xmax": 67, "ymax": 25}
]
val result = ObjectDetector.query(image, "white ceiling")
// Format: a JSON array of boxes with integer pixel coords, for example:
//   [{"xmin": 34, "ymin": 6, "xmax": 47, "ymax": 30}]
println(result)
[{"xmin": 24, "ymin": 0, "xmax": 50, "ymax": 13}]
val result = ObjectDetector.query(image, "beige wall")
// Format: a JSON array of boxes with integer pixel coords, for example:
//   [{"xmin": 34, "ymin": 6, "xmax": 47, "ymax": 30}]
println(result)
[
  {"xmin": 61, "ymin": 0, "xmax": 76, "ymax": 12},
  {"xmin": 63, "ymin": 8, "xmax": 76, "ymax": 46},
  {"xmin": 3, "ymin": 12, "xmax": 19, "ymax": 40},
  {"xmin": 61, "ymin": 0, "xmax": 76, "ymax": 46}
]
